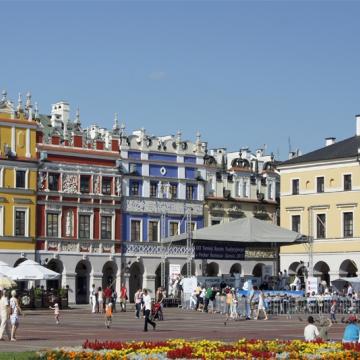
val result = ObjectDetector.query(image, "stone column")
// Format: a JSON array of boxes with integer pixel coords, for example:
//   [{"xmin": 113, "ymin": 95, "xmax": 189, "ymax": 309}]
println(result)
[
  {"xmin": 62, "ymin": 272, "xmax": 76, "ymax": 304},
  {"xmin": 90, "ymin": 272, "xmax": 103, "ymax": 289},
  {"xmin": 123, "ymin": 273, "xmax": 130, "ymax": 303},
  {"xmin": 143, "ymin": 274, "xmax": 156, "ymax": 297}
]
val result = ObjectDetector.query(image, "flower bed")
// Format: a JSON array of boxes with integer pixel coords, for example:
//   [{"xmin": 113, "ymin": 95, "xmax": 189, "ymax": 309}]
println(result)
[{"xmin": 35, "ymin": 339, "xmax": 360, "ymax": 359}]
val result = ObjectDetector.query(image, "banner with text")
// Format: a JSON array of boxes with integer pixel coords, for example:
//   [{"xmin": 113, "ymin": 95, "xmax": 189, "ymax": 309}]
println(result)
[{"xmin": 194, "ymin": 241, "xmax": 245, "ymax": 260}]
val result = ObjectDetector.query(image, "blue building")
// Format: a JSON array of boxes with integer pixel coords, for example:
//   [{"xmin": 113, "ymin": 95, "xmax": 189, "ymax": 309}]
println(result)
[{"xmin": 119, "ymin": 127, "xmax": 206, "ymax": 298}]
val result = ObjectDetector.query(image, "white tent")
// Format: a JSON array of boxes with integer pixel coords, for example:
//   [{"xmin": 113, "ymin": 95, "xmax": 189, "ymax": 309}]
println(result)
[
  {"xmin": 163, "ymin": 217, "xmax": 305, "ymax": 244},
  {"xmin": 7, "ymin": 259, "xmax": 60, "ymax": 281},
  {"xmin": 0, "ymin": 261, "xmax": 13, "ymax": 277}
]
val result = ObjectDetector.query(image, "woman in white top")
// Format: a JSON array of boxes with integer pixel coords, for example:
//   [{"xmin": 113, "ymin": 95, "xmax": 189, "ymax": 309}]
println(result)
[
  {"xmin": 9, "ymin": 290, "xmax": 21, "ymax": 341},
  {"xmin": 97, "ymin": 287, "xmax": 104, "ymax": 313},
  {"xmin": 254, "ymin": 290, "xmax": 268, "ymax": 320}
]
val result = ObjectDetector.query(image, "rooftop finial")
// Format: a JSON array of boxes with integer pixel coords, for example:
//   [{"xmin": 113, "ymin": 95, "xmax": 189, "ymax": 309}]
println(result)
[
  {"xmin": 196, "ymin": 130, "xmax": 201, "ymax": 143},
  {"xmin": 25, "ymin": 91, "xmax": 32, "ymax": 110},
  {"xmin": 75, "ymin": 107, "xmax": 80, "ymax": 124},
  {"xmin": 1, "ymin": 90, "xmax": 7, "ymax": 102},
  {"xmin": 17, "ymin": 92, "xmax": 23, "ymax": 112},
  {"xmin": 34, "ymin": 102, "xmax": 39, "ymax": 119},
  {"xmin": 74, "ymin": 107, "xmax": 81, "ymax": 131},
  {"xmin": 113, "ymin": 112, "xmax": 119, "ymax": 130}
]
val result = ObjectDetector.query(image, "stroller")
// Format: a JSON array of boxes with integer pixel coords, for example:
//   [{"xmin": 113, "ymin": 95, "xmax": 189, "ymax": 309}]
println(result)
[{"xmin": 152, "ymin": 302, "xmax": 164, "ymax": 321}]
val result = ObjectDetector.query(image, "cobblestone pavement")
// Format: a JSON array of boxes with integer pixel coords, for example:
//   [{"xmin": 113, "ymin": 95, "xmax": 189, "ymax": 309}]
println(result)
[{"xmin": 0, "ymin": 306, "xmax": 347, "ymax": 352}]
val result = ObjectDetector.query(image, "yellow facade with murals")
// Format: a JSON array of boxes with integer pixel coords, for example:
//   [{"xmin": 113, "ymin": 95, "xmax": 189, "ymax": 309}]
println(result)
[{"xmin": 0, "ymin": 93, "xmax": 38, "ymax": 252}]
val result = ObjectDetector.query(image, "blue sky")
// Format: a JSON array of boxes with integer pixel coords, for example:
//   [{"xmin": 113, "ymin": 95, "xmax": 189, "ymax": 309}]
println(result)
[{"xmin": 1, "ymin": 1, "xmax": 360, "ymax": 159}]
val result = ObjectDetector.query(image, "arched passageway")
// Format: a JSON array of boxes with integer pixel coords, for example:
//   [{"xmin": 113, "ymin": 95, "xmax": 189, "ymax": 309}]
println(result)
[{"xmin": 75, "ymin": 260, "xmax": 91, "ymax": 304}]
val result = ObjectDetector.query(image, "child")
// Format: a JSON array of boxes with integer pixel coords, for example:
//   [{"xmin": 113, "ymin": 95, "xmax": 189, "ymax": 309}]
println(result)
[
  {"xmin": 330, "ymin": 300, "xmax": 337, "ymax": 323},
  {"xmin": 49, "ymin": 303, "xmax": 60, "ymax": 324},
  {"xmin": 105, "ymin": 302, "xmax": 113, "ymax": 328}
]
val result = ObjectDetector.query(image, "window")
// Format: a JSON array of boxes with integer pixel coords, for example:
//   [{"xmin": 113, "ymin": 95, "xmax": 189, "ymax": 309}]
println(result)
[
  {"xmin": 343, "ymin": 212, "xmax": 353, "ymax": 238},
  {"xmin": 15, "ymin": 210, "xmax": 26, "ymax": 236},
  {"xmin": 47, "ymin": 213, "xmax": 58, "ymax": 237},
  {"xmin": 317, "ymin": 177, "xmax": 324, "ymax": 193},
  {"xmin": 292, "ymin": 215, "xmax": 301, "ymax": 233},
  {"xmin": 169, "ymin": 222, "xmax": 179, "ymax": 236},
  {"xmin": 211, "ymin": 220, "xmax": 221, "ymax": 226},
  {"xmin": 344, "ymin": 174, "xmax": 352, "ymax": 191},
  {"xmin": 242, "ymin": 181, "xmax": 248, "ymax": 198},
  {"xmin": 131, "ymin": 220, "xmax": 141, "ymax": 241},
  {"xmin": 80, "ymin": 176, "xmax": 90, "ymax": 193},
  {"xmin": 130, "ymin": 181, "xmax": 140, "ymax": 196},
  {"xmin": 186, "ymin": 184, "xmax": 195, "ymax": 200},
  {"xmin": 150, "ymin": 182, "xmax": 157, "ymax": 198},
  {"xmin": 292, "ymin": 179, "xmax": 299, "ymax": 195},
  {"xmin": 102, "ymin": 177, "xmax": 112, "ymax": 195},
  {"xmin": 148, "ymin": 221, "xmax": 159, "ymax": 242},
  {"xmin": 48, "ymin": 173, "xmax": 59, "ymax": 191},
  {"xmin": 316, "ymin": 214, "xmax": 326, "ymax": 239},
  {"xmin": 101, "ymin": 216, "xmax": 112, "ymax": 239},
  {"xmin": 169, "ymin": 184, "xmax": 177, "ymax": 199},
  {"xmin": 79, "ymin": 215, "xmax": 90, "ymax": 238},
  {"xmin": 16, "ymin": 170, "xmax": 26, "ymax": 188},
  {"xmin": 268, "ymin": 183, "xmax": 273, "ymax": 200}
]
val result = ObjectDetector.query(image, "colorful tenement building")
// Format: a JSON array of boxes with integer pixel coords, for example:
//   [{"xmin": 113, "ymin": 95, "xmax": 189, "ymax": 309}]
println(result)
[
  {"xmin": 0, "ymin": 91, "xmax": 280, "ymax": 303},
  {"xmin": 0, "ymin": 91, "xmax": 38, "ymax": 261},
  {"xmin": 279, "ymin": 116, "xmax": 360, "ymax": 287}
]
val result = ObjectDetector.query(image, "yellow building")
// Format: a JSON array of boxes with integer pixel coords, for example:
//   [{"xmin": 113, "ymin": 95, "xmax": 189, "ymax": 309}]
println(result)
[
  {"xmin": 0, "ymin": 91, "xmax": 38, "ymax": 266},
  {"xmin": 278, "ymin": 117, "xmax": 360, "ymax": 285}
]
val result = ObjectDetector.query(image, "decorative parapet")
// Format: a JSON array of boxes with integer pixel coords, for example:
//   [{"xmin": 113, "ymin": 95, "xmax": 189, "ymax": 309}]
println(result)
[
  {"xmin": 122, "ymin": 242, "xmax": 194, "ymax": 257},
  {"xmin": 42, "ymin": 238, "xmax": 116, "ymax": 254},
  {"xmin": 124, "ymin": 198, "xmax": 203, "ymax": 216}
]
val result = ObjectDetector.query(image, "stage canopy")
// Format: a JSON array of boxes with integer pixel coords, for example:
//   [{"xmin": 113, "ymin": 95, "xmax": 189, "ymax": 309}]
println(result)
[{"xmin": 163, "ymin": 217, "xmax": 305, "ymax": 245}]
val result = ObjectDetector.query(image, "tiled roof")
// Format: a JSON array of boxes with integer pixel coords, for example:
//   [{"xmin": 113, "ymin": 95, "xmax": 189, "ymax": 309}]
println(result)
[{"xmin": 280, "ymin": 136, "xmax": 360, "ymax": 166}]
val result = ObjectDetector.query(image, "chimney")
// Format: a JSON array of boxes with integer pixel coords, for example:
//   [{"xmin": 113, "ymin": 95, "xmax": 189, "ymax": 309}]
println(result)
[
  {"xmin": 111, "ymin": 138, "xmax": 119, "ymax": 152},
  {"xmin": 356, "ymin": 115, "xmax": 360, "ymax": 136},
  {"xmin": 96, "ymin": 139, "xmax": 104, "ymax": 150},
  {"xmin": 36, "ymin": 130, "xmax": 43, "ymax": 144},
  {"xmin": 51, "ymin": 134, "xmax": 60, "ymax": 145},
  {"xmin": 325, "ymin": 137, "xmax": 336, "ymax": 146},
  {"xmin": 73, "ymin": 134, "xmax": 82, "ymax": 147}
]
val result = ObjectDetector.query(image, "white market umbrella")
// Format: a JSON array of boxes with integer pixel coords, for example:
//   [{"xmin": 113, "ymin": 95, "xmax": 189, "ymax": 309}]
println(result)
[
  {"xmin": 7, "ymin": 259, "xmax": 60, "ymax": 281},
  {"xmin": 0, "ymin": 275, "xmax": 16, "ymax": 289},
  {"xmin": 0, "ymin": 261, "xmax": 12, "ymax": 277}
]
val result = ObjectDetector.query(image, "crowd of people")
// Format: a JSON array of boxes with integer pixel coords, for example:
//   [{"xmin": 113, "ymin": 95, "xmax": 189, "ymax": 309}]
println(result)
[{"xmin": 90, "ymin": 285, "xmax": 165, "ymax": 332}]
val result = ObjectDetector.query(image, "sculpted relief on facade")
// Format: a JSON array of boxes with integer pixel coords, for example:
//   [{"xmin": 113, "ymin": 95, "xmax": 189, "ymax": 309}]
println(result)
[
  {"xmin": 62, "ymin": 174, "xmax": 78, "ymax": 194},
  {"xmin": 124, "ymin": 199, "xmax": 203, "ymax": 216}
]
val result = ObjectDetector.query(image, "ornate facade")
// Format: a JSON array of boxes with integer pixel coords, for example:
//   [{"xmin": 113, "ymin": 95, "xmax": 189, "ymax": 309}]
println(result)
[
  {"xmin": 118, "ymin": 128, "xmax": 206, "ymax": 299},
  {"xmin": 0, "ymin": 92, "xmax": 284, "ymax": 303},
  {"xmin": 34, "ymin": 102, "xmax": 122, "ymax": 303},
  {"xmin": 0, "ymin": 91, "xmax": 38, "ymax": 267}
]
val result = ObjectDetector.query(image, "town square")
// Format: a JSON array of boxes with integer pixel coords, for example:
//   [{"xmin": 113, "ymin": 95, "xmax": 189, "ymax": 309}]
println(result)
[{"xmin": 2, "ymin": 0, "xmax": 360, "ymax": 359}]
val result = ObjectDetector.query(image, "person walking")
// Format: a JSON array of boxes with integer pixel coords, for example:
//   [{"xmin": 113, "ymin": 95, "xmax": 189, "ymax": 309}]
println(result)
[
  {"xmin": 49, "ymin": 303, "xmax": 60, "ymax": 325},
  {"xmin": 91, "ymin": 284, "xmax": 98, "ymax": 313},
  {"xmin": 120, "ymin": 284, "xmax": 127, "ymax": 312},
  {"xmin": 105, "ymin": 302, "xmax": 113, "ymax": 329},
  {"xmin": 254, "ymin": 290, "xmax": 268, "ymax": 320},
  {"xmin": 134, "ymin": 288, "xmax": 143, "ymax": 319},
  {"xmin": 9, "ymin": 290, "xmax": 21, "ymax": 341},
  {"xmin": 0, "ymin": 289, "xmax": 10, "ymax": 340},
  {"xmin": 142, "ymin": 289, "xmax": 156, "ymax": 332},
  {"xmin": 98, "ymin": 287, "xmax": 104, "ymax": 314}
]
